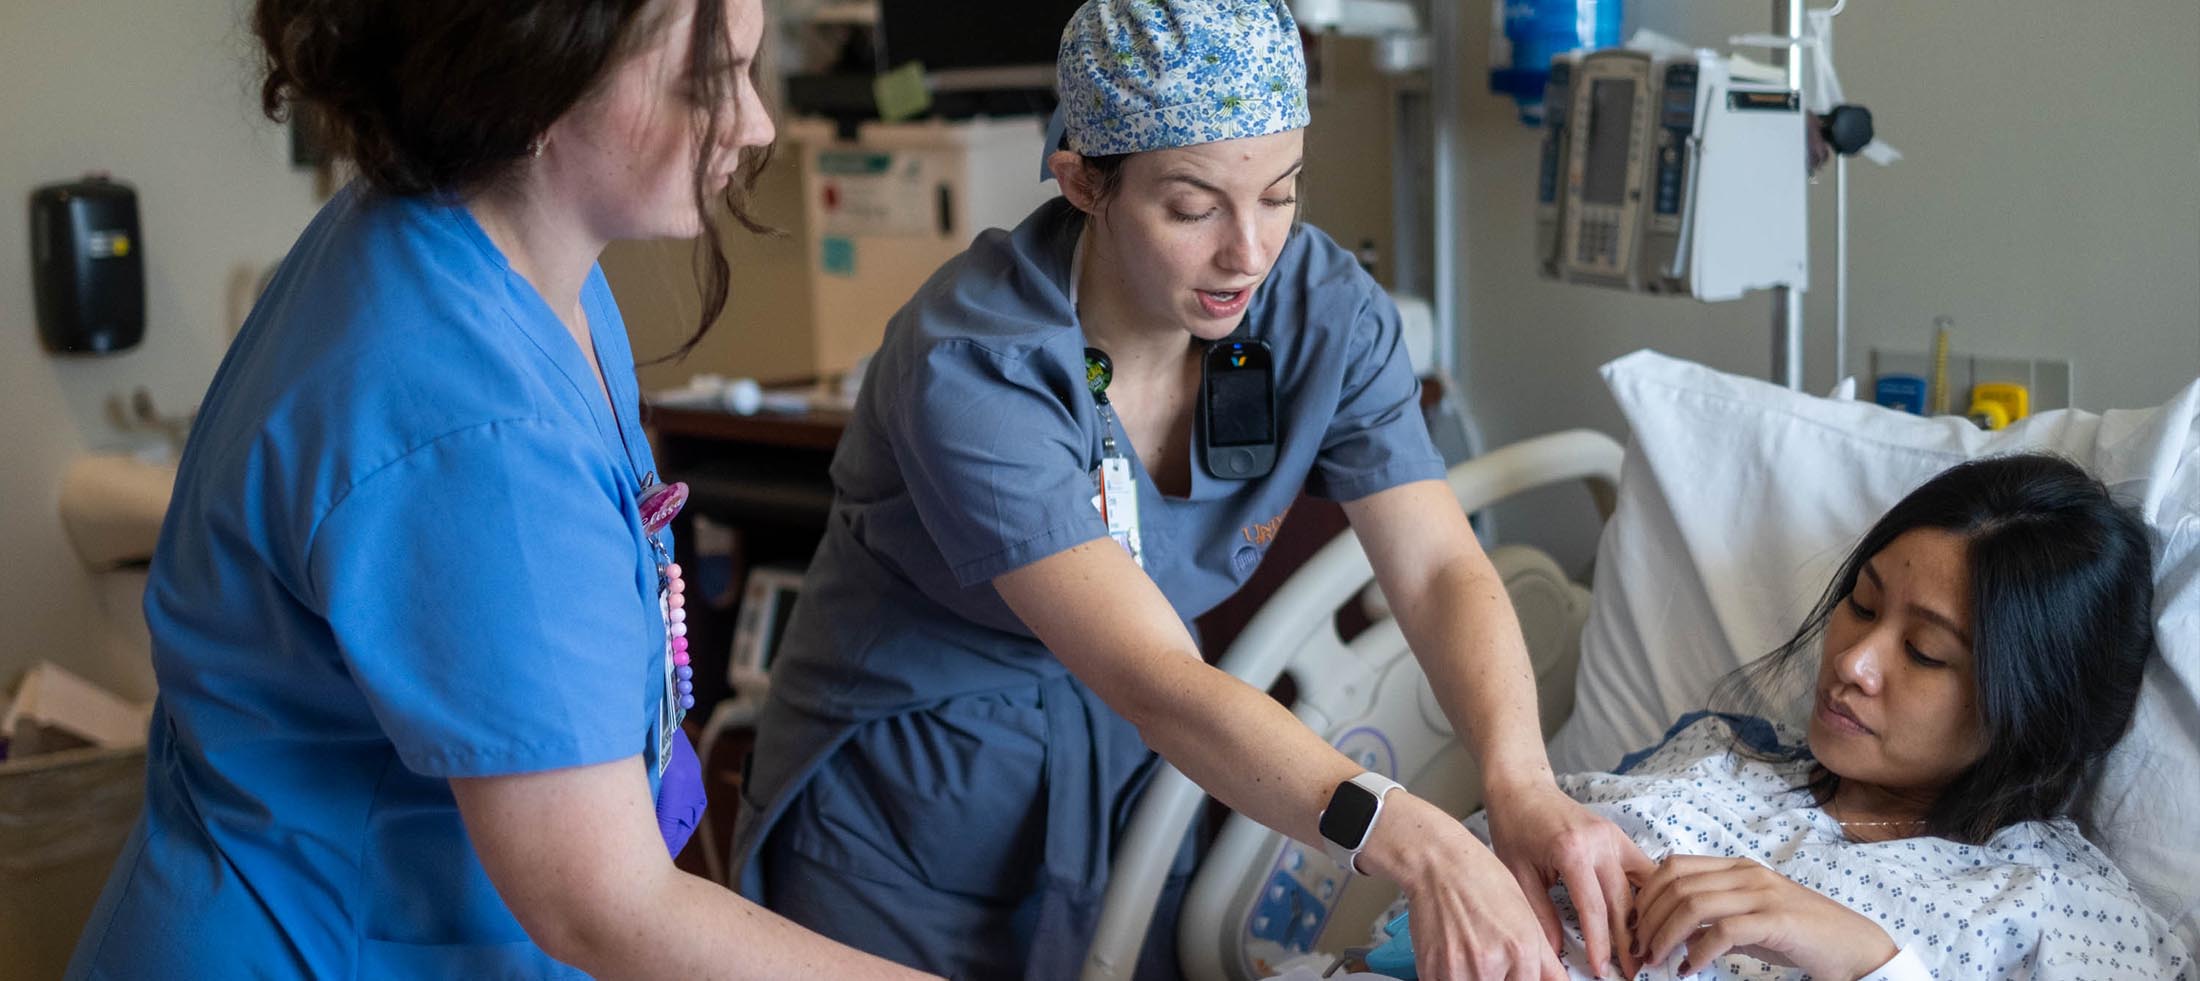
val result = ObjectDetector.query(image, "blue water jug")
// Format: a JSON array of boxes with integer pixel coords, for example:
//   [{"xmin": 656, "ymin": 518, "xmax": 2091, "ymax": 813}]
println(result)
[{"xmin": 1490, "ymin": 0, "xmax": 1623, "ymax": 125}]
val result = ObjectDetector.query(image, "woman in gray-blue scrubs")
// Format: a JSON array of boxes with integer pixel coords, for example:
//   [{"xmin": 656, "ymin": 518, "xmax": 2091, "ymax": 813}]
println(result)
[{"xmin": 731, "ymin": 2, "xmax": 1649, "ymax": 979}]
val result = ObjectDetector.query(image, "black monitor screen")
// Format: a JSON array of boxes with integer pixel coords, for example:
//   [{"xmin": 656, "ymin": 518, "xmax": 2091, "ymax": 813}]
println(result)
[
  {"xmin": 761, "ymin": 588, "xmax": 800, "ymax": 672},
  {"xmin": 1584, "ymin": 78, "xmax": 1636, "ymax": 206},
  {"xmin": 1207, "ymin": 370, "xmax": 1274, "ymax": 447},
  {"xmin": 879, "ymin": 0, "xmax": 1085, "ymax": 73}
]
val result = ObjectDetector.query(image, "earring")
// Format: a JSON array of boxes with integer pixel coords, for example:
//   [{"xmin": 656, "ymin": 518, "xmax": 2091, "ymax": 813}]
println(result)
[{"xmin": 528, "ymin": 136, "xmax": 547, "ymax": 159}]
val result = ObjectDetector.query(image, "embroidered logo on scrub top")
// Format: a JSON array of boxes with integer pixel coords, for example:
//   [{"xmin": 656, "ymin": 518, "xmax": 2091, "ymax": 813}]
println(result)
[
  {"xmin": 1240, "ymin": 507, "xmax": 1291, "ymax": 548},
  {"xmin": 1233, "ymin": 506, "xmax": 1291, "ymax": 576}
]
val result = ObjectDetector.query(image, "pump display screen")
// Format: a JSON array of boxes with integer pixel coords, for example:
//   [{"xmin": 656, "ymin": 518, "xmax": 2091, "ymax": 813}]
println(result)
[{"xmin": 1584, "ymin": 78, "xmax": 1636, "ymax": 206}]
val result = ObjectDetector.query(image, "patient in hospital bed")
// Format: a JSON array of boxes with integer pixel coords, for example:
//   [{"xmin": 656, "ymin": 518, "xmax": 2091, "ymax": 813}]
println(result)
[{"xmin": 1366, "ymin": 454, "xmax": 2193, "ymax": 981}]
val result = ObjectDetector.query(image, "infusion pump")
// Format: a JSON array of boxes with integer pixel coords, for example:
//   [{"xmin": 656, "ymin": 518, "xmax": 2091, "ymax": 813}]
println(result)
[{"xmin": 1535, "ymin": 48, "xmax": 1808, "ymax": 302}]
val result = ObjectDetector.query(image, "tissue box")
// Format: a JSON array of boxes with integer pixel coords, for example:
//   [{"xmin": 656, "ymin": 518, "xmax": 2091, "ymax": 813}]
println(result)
[{"xmin": 1, "ymin": 661, "xmax": 151, "ymax": 761}]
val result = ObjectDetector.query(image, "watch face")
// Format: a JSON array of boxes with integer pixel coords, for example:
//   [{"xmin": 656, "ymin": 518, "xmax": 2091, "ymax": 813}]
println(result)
[{"xmin": 1319, "ymin": 781, "xmax": 1382, "ymax": 848}]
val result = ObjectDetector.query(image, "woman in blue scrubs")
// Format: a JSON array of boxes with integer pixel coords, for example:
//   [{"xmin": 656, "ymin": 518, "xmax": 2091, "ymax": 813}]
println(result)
[
  {"xmin": 732, "ymin": 2, "xmax": 1652, "ymax": 979},
  {"xmin": 66, "ymin": 1, "xmax": 931, "ymax": 978}
]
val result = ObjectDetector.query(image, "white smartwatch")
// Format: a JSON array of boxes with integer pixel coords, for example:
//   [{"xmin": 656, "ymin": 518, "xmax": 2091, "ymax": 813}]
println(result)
[{"xmin": 1318, "ymin": 771, "xmax": 1404, "ymax": 875}]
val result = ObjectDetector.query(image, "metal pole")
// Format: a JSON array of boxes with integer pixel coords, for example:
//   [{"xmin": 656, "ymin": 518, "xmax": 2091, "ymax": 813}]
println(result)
[
  {"xmin": 1392, "ymin": 89, "xmax": 1431, "ymax": 299},
  {"xmin": 1834, "ymin": 153, "xmax": 1849, "ymax": 383},
  {"xmin": 1771, "ymin": 0, "xmax": 1805, "ymax": 389},
  {"xmin": 1429, "ymin": 0, "xmax": 1463, "ymax": 383}
]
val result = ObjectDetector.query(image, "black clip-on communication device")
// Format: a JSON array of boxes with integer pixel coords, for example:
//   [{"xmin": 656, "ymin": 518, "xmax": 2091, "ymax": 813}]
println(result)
[{"xmin": 1199, "ymin": 338, "xmax": 1277, "ymax": 480}]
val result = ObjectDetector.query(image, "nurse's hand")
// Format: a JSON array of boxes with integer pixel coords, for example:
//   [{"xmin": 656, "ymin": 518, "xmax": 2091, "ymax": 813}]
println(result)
[
  {"xmin": 1359, "ymin": 792, "xmax": 1565, "ymax": 981},
  {"xmin": 1484, "ymin": 781, "xmax": 1654, "ymax": 979},
  {"xmin": 654, "ymin": 733, "xmax": 708, "ymax": 858}
]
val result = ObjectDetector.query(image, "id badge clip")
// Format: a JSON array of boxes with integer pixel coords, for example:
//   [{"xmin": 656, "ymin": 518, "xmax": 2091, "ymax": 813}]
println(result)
[{"xmin": 1085, "ymin": 348, "xmax": 1144, "ymax": 568}]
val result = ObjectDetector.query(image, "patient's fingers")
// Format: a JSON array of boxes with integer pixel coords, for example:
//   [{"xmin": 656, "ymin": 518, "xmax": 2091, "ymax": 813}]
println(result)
[
  {"xmin": 1635, "ymin": 864, "xmax": 1756, "ymax": 943},
  {"xmin": 1635, "ymin": 871, "xmax": 1764, "ymax": 966},
  {"xmin": 1674, "ymin": 913, "xmax": 1774, "ymax": 976},
  {"xmin": 1629, "ymin": 854, "xmax": 1736, "ymax": 925}
]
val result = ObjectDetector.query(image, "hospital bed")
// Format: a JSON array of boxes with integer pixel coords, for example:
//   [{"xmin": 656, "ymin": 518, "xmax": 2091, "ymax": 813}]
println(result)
[
  {"xmin": 1083, "ymin": 351, "xmax": 2200, "ymax": 981},
  {"xmin": 1084, "ymin": 429, "xmax": 1626, "ymax": 981}
]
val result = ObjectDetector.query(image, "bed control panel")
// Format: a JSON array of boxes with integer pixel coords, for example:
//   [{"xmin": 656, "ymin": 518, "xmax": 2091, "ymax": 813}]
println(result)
[{"xmin": 1243, "ymin": 726, "xmax": 1396, "ymax": 961}]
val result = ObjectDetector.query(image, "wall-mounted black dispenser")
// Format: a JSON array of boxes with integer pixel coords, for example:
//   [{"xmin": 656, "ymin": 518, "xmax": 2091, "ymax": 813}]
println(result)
[{"xmin": 31, "ymin": 174, "xmax": 144, "ymax": 354}]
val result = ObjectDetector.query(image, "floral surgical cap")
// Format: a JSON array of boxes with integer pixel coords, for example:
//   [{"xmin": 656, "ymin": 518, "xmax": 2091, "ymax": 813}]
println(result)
[{"xmin": 1052, "ymin": 0, "xmax": 1310, "ymax": 158}]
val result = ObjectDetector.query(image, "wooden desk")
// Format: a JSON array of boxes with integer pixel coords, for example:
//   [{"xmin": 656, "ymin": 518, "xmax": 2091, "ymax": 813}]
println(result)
[{"xmin": 649, "ymin": 403, "xmax": 851, "ymax": 453}]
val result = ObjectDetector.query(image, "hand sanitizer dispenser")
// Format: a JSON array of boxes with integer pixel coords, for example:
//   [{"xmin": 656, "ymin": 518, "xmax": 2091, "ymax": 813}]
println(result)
[{"xmin": 31, "ymin": 174, "xmax": 144, "ymax": 355}]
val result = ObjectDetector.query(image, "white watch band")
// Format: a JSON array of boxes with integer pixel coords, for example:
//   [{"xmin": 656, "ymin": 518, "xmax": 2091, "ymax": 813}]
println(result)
[{"xmin": 1320, "ymin": 771, "xmax": 1405, "ymax": 875}]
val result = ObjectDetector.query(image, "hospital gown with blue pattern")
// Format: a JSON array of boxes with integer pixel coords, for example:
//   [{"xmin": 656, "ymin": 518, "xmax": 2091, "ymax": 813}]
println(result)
[{"xmin": 1462, "ymin": 715, "xmax": 2192, "ymax": 980}]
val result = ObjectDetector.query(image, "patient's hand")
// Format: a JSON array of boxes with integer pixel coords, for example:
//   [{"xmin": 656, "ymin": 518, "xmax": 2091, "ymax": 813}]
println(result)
[
  {"xmin": 1630, "ymin": 855, "xmax": 1898, "ymax": 980},
  {"xmin": 1485, "ymin": 783, "xmax": 1654, "ymax": 979}
]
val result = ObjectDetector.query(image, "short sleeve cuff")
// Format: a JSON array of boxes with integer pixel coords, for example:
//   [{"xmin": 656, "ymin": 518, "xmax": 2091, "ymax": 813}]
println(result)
[
  {"xmin": 398, "ymin": 727, "xmax": 643, "ymax": 779},
  {"xmin": 1307, "ymin": 455, "xmax": 1448, "ymax": 502},
  {"xmin": 948, "ymin": 517, "xmax": 1112, "ymax": 587},
  {"xmin": 1858, "ymin": 946, "xmax": 1931, "ymax": 981}
]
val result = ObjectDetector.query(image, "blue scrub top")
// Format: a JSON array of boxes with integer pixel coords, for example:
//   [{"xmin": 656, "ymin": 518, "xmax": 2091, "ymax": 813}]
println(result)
[
  {"xmin": 730, "ymin": 198, "xmax": 1446, "ymax": 960},
  {"xmin": 68, "ymin": 184, "xmax": 669, "ymax": 979}
]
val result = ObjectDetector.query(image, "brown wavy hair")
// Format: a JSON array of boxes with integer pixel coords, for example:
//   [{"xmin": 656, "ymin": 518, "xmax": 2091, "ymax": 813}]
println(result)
[{"xmin": 252, "ymin": 0, "xmax": 771, "ymax": 358}]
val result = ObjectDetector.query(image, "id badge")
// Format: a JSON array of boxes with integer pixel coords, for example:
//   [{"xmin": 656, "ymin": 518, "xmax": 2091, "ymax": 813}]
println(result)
[
  {"xmin": 655, "ymin": 585, "xmax": 677, "ymax": 778},
  {"xmin": 1092, "ymin": 456, "xmax": 1144, "ymax": 568}
]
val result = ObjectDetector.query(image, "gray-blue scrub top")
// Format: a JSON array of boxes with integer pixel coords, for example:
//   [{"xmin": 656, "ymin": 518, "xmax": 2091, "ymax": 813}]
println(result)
[{"xmin": 730, "ymin": 196, "xmax": 1446, "ymax": 966}]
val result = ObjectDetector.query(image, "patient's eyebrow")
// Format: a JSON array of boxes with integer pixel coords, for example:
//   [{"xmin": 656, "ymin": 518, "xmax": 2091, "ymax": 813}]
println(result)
[
  {"xmin": 1864, "ymin": 565, "xmax": 1972, "ymax": 646},
  {"xmin": 1910, "ymin": 604, "xmax": 1972, "ymax": 647}
]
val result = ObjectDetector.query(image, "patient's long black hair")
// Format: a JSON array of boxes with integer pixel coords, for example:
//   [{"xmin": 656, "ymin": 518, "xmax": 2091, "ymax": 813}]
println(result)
[{"xmin": 1711, "ymin": 453, "xmax": 2157, "ymax": 844}]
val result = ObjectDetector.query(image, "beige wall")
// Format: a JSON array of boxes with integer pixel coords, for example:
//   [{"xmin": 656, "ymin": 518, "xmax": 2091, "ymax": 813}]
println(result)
[
  {"xmin": 2, "ymin": 0, "xmax": 324, "ymax": 699},
  {"xmin": 1301, "ymin": 36, "xmax": 1397, "ymax": 283},
  {"xmin": 603, "ymin": 157, "xmax": 822, "ymax": 391}
]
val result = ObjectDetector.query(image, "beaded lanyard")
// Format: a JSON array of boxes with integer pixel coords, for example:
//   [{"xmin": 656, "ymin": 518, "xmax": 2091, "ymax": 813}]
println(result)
[{"xmin": 639, "ymin": 477, "xmax": 695, "ymax": 728}]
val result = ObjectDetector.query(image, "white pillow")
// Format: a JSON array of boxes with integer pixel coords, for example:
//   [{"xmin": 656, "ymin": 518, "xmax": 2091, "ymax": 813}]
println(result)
[{"xmin": 1544, "ymin": 350, "xmax": 2200, "ymax": 951}]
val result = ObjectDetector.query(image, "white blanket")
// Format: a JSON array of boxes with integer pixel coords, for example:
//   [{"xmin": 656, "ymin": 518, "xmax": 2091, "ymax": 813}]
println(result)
[{"xmin": 1471, "ymin": 716, "xmax": 2192, "ymax": 981}]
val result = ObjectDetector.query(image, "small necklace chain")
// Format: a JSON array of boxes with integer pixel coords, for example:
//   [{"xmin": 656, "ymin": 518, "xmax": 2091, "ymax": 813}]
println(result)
[{"xmin": 1830, "ymin": 800, "xmax": 1927, "ymax": 830}]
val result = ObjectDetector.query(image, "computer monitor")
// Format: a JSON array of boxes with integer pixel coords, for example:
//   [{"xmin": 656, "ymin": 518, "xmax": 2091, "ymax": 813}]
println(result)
[
  {"xmin": 877, "ymin": 0, "xmax": 1083, "ymax": 90},
  {"xmin": 729, "ymin": 566, "xmax": 805, "ymax": 689}
]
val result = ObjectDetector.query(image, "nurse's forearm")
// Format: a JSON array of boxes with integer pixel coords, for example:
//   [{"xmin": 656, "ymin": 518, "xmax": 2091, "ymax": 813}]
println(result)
[
  {"xmin": 561, "ymin": 870, "xmax": 940, "ymax": 981},
  {"xmin": 1388, "ymin": 551, "xmax": 1556, "ymax": 795},
  {"xmin": 1344, "ymin": 481, "xmax": 1557, "ymax": 797},
  {"xmin": 997, "ymin": 541, "xmax": 1405, "ymax": 853},
  {"xmin": 453, "ymin": 760, "xmax": 939, "ymax": 981},
  {"xmin": 1125, "ymin": 642, "xmax": 1391, "ymax": 848},
  {"xmin": 1111, "ymin": 643, "xmax": 1502, "ymax": 894}
]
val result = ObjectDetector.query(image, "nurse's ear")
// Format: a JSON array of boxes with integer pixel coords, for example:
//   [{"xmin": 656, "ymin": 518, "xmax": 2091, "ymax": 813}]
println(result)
[{"xmin": 1050, "ymin": 150, "xmax": 1103, "ymax": 216}]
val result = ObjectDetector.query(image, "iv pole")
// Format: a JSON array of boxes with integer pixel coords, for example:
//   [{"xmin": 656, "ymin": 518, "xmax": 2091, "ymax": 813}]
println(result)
[{"xmin": 1771, "ymin": 0, "xmax": 1806, "ymax": 390}]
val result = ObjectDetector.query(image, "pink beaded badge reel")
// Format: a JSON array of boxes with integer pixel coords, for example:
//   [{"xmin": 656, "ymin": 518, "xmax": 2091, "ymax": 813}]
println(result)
[{"xmin": 640, "ymin": 480, "xmax": 696, "ymax": 723}]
